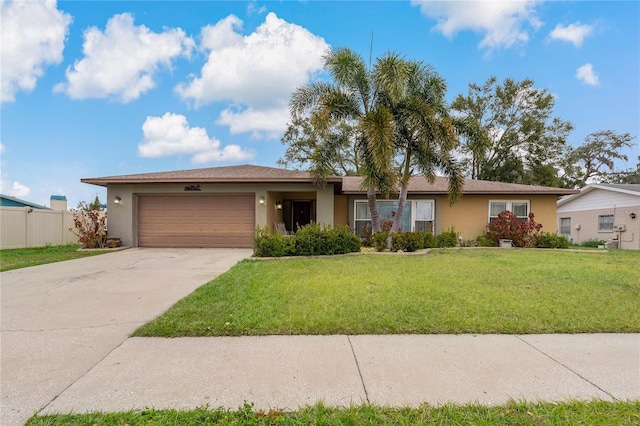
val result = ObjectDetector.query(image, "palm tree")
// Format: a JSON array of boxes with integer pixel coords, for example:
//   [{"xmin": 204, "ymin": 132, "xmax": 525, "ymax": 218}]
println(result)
[
  {"xmin": 290, "ymin": 47, "xmax": 397, "ymax": 233},
  {"xmin": 290, "ymin": 47, "xmax": 463, "ymax": 237},
  {"xmin": 374, "ymin": 55, "xmax": 464, "ymax": 234}
]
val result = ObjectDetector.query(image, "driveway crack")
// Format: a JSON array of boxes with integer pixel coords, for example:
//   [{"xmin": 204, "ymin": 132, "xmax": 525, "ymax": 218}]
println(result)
[
  {"xmin": 347, "ymin": 335, "xmax": 370, "ymax": 404},
  {"xmin": 515, "ymin": 335, "xmax": 617, "ymax": 401}
]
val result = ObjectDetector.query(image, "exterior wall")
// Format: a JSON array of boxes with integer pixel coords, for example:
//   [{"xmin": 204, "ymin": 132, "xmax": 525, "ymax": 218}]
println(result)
[
  {"xmin": 0, "ymin": 207, "xmax": 76, "ymax": 249},
  {"xmin": 347, "ymin": 194, "xmax": 560, "ymax": 240},
  {"xmin": 557, "ymin": 189, "xmax": 640, "ymax": 249},
  {"xmin": 557, "ymin": 207, "xmax": 640, "ymax": 249},
  {"xmin": 438, "ymin": 195, "xmax": 559, "ymax": 240},
  {"xmin": 334, "ymin": 195, "xmax": 349, "ymax": 227},
  {"xmin": 106, "ymin": 182, "xmax": 335, "ymax": 247}
]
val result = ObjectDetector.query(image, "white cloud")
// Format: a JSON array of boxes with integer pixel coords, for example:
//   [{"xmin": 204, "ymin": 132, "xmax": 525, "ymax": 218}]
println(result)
[
  {"xmin": 0, "ymin": 143, "xmax": 5, "ymax": 153},
  {"xmin": 176, "ymin": 12, "xmax": 329, "ymax": 137},
  {"xmin": 576, "ymin": 63, "xmax": 599, "ymax": 86},
  {"xmin": 410, "ymin": 0, "xmax": 541, "ymax": 51},
  {"xmin": 216, "ymin": 104, "xmax": 291, "ymax": 139},
  {"xmin": 7, "ymin": 181, "xmax": 31, "ymax": 198},
  {"xmin": 54, "ymin": 13, "xmax": 194, "ymax": 103},
  {"xmin": 0, "ymin": 0, "xmax": 71, "ymax": 104},
  {"xmin": 138, "ymin": 112, "xmax": 254, "ymax": 164},
  {"xmin": 247, "ymin": 1, "xmax": 267, "ymax": 16},
  {"xmin": 549, "ymin": 22, "xmax": 593, "ymax": 47}
]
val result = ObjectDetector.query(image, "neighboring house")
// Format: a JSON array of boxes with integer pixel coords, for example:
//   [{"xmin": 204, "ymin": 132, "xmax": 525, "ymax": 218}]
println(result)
[
  {"xmin": 1, "ymin": 195, "xmax": 74, "ymax": 249},
  {"xmin": 81, "ymin": 164, "xmax": 577, "ymax": 248},
  {"xmin": 0, "ymin": 194, "xmax": 68, "ymax": 211},
  {"xmin": 0, "ymin": 194, "xmax": 50, "ymax": 210},
  {"xmin": 557, "ymin": 184, "xmax": 640, "ymax": 250}
]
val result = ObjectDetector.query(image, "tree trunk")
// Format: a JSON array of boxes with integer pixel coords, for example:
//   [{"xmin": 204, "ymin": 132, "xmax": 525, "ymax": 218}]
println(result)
[
  {"xmin": 391, "ymin": 182, "xmax": 409, "ymax": 234},
  {"xmin": 391, "ymin": 148, "xmax": 412, "ymax": 234},
  {"xmin": 367, "ymin": 186, "xmax": 381, "ymax": 233}
]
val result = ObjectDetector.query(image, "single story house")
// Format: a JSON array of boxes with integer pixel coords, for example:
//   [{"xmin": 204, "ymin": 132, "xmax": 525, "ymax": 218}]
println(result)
[
  {"xmin": 557, "ymin": 184, "xmax": 640, "ymax": 250},
  {"xmin": 82, "ymin": 164, "xmax": 577, "ymax": 248},
  {"xmin": 0, "ymin": 194, "xmax": 68, "ymax": 211},
  {"xmin": 0, "ymin": 194, "xmax": 50, "ymax": 210}
]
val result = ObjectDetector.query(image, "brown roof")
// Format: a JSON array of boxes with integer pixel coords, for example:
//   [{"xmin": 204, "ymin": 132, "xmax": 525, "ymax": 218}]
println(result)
[
  {"xmin": 83, "ymin": 164, "xmax": 577, "ymax": 195},
  {"xmin": 342, "ymin": 176, "xmax": 578, "ymax": 195},
  {"xmin": 82, "ymin": 164, "xmax": 342, "ymax": 187}
]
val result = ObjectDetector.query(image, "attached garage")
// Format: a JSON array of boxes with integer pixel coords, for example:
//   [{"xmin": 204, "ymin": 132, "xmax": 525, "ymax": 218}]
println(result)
[
  {"xmin": 81, "ymin": 164, "xmax": 341, "ymax": 247},
  {"xmin": 138, "ymin": 195, "xmax": 255, "ymax": 248}
]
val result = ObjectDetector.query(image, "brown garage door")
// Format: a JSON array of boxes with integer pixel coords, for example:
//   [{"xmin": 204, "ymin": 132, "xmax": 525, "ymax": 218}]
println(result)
[{"xmin": 138, "ymin": 195, "xmax": 255, "ymax": 248}]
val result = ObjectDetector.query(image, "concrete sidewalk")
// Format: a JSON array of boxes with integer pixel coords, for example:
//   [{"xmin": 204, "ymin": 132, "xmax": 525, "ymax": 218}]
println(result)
[{"xmin": 40, "ymin": 333, "xmax": 639, "ymax": 416}]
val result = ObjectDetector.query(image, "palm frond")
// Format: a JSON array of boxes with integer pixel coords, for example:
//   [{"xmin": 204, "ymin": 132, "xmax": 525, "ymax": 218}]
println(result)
[
  {"xmin": 289, "ymin": 82, "xmax": 335, "ymax": 117},
  {"xmin": 374, "ymin": 52, "xmax": 411, "ymax": 103}
]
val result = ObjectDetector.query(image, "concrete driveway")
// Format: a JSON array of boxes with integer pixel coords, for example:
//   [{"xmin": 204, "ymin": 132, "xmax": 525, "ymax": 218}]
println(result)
[{"xmin": 0, "ymin": 248, "xmax": 252, "ymax": 426}]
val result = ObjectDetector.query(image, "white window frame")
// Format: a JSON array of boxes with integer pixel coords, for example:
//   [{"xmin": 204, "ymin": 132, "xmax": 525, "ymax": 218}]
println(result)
[
  {"xmin": 488, "ymin": 200, "xmax": 530, "ymax": 224},
  {"xmin": 598, "ymin": 214, "xmax": 614, "ymax": 232},
  {"xmin": 354, "ymin": 199, "xmax": 435, "ymax": 234},
  {"xmin": 559, "ymin": 217, "xmax": 571, "ymax": 235}
]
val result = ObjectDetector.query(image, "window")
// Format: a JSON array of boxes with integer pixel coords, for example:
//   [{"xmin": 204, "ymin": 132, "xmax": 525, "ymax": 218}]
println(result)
[
  {"xmin": 355, "ymin": 202, "xmax": 371, "ymax": 236},
  {"xmin": 489, "ymin": 200, "xmax": 530, "ymax": 224},
  {"xmin": 598, "ymin": 215, "xmax": 614, "ymax": 232},
  {"xmin": 559, "ymin": 217, "xmax": 571, "ymax": 235},
  {"xmin": 414, "ymin": 201, "xmax": 434, "ymax": 232},
  {"xmin": 355, "ymin": 200, "xmax": 434, "ymax": 235}
]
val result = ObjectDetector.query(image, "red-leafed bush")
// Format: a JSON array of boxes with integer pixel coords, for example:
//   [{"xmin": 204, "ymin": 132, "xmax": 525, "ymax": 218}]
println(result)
[
  {"xmin": 486, "ymin": 211, "xmax": 542, "ymax": 247},
  {"xmin": 70, "ymin": 210, "xmax": 107, "ymax": 248}
]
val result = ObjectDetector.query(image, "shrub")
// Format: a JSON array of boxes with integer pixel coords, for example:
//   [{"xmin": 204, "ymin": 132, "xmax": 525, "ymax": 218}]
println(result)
[
  {"xmin": 460, "ymin": 239, "xmax": 477, "ymax": 248},
  {"xmin": 294, "ymin": 222, "xmax": 324, "ymax": 256},
  {"xmin": 360, "ymin": 224, "xmax": 373, "ymax": 247},
  {"xmin": 253, "ymin": 226, "xmax": 295, "ymax": 257},
  {"xmin": 417, "ymin": 231, "xmax": 436, "ymax": 248},
  {"xmin": 436, "ymin": 227, "xmax": 459, "ymax": 248},
  {"xmin": 582, "ymin": 239, "xmax": 605, "ymax": 248},
  {"xmin": 390, "ymin": 232, "xmax": 421, "ymax": 252},
  {"xmin": 476, "ymin": 233, "xmax": 495, "ymax": 247},
  {"xmin": 324, "ymin": 225, "xmax": 362, "ymax": 255},
  {"xmin": 535, "ymin": 232, "xmax": 569, "ymax": 249},
  {"xmin": 70, "ymin": 210, "xmax": 107, "ymax": 248},
  {"xmin": 486, "ymin": 211, "xmax": 543, "ymax": 247},
  {"xmin": 373, "ymin": 231, "xmax": 389, "ymax": 252},
  {"xmin": 253, "ymin": 223, "xmax": 360, "ymax": 257}
]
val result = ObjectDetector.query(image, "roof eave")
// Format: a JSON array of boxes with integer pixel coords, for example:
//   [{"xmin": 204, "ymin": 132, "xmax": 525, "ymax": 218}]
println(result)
[
  {"xmin": 81, "ymin": 177, "xmax": 342, "ymax": 187},
  {"xmin": 342, "ymin": 190, "xmax": 577, "ymax": 196}
]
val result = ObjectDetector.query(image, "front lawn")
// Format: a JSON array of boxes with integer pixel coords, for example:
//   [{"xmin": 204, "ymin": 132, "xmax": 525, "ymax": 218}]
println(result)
[
  {"xmin": 134, "ymin": 249, "xmax": 640, "ymax": 337},
  {"xmin": 0, "ymin": 244, "xmax": 110, "ymax": 272},
  {"xmin": 26, "ymin": 400, "xmax": 640, "ymax": 425}
]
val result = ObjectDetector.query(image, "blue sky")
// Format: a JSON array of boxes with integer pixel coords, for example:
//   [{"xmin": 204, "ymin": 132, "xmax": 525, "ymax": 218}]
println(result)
[{"xmin": 1, "ymin": 0, "xmax": 638, "ymax": 208}]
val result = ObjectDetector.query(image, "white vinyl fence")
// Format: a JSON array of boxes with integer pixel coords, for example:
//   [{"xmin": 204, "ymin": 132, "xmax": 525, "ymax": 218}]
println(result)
[{"xmin": 0, "ymin": 207, "xmax": 78, "ymax": 249}]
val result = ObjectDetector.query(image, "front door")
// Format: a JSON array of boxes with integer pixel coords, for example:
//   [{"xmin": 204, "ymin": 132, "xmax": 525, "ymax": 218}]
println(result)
[{"xmin": 292, "ymin": 200, "xmax": 312, "ymax": 231}]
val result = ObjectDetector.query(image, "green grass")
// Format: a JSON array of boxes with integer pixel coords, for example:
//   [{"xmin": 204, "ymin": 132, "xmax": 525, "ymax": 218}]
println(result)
[
  {"xmin": 26, "ymin": 400, "xmax": 640, "ymax": 425},
  {"xmin": 134, "ymin": 249, "xmax": 640, "ymax": 337},
  {"xmin": 0, "ymin": 244, "xmax": 110, "ymax": 272}
]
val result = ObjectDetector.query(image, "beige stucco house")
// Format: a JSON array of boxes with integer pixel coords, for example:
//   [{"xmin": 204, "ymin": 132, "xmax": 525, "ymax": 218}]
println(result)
[
  {"xmin": 82, "ymin": 164, "xmax": 576, "ymax": 248},
  {"xmin": 557, "ymin": 184, "xmax": 640, "ymax": 250}
]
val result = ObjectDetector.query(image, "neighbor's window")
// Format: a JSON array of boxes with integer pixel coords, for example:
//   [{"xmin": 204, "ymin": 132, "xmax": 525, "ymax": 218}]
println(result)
[
  {"xmin": 489, "ymin": 200, "xmax": 530, "ymax": 224},
  {"xmin": 559, "ymin": 217, "xmax": 571, "ymax": 235},
  {"xmin": 598, "ymin": 214, "xmax": 614, "ymax": 232}
]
